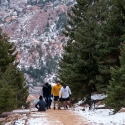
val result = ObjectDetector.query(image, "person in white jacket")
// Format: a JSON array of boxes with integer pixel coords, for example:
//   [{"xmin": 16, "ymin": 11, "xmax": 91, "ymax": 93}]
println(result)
[{"xmin": 59, "ymin": 84, "xmax": 71, "ymax": 109}]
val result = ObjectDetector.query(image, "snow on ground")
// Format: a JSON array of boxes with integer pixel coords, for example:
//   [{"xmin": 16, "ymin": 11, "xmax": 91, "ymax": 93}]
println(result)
[
  {"xmin": 5, "ymin": 115, "xmax": 27, "ymax": 125},
  {"xmin": 73, "ymin": 106, "xmax": 125, "ymax": 125},
  {"xmin": 5, "ymin": 107, "xmax": 125, "ymax": 125},
  {"xmin": 5, "ymin": 94, "xmax": 125, "ymax": 125},
  {"xmin": 5, "ymin": 119, "xmax": 26, "ymax": 125},
  {"xmin": 6, "ymin": 108, "xmax": 125, "ymax": 125},
  {"xmin": 13, "ymin": 109, "xmax": 30, "ymax": 112},
  {"xmin": 74, "ymin": 107, "xmax": 125, "ymax": 125},
  {"xmin": 27, "ymin": 112, "xmax": 62, "ymax": 125},
  {"xmin": 73, "ymin": 93, "xmax": 125, "ymax": 125},
  {"xmin": 26, "ymin": 113, "xmax": 49, "ymax": 125},
  {"xmin": 91, "ymin": 93, "xmax": 107, "ymax": 100}
]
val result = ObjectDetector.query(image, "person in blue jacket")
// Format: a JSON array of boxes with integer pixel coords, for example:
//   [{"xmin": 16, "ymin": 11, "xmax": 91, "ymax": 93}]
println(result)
[{"xmin": 35, "ymin": 95, "xmax": 46, "ymax": 111}]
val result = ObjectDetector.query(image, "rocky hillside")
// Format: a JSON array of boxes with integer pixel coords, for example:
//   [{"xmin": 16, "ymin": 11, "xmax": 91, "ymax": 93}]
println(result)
[{"xmin": 0, "ymin": 0, "xmax": 75, "ymax": 85}]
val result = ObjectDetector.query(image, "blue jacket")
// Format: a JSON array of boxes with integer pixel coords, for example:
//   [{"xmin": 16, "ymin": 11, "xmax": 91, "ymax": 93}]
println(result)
[{"xmin": 35, "ymin": 99, "xmax": 46, "ymax": 111}]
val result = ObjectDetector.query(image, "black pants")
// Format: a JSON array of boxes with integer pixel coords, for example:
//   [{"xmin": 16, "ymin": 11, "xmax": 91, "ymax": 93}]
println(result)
[{"xmin": 44, "ymin": 95, "xmax": 52, "ymax": 108}]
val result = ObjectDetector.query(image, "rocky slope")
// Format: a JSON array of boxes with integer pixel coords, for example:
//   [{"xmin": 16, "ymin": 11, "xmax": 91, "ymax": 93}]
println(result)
[{"xmin": 0, "ymin": 0, "xmax": 75, "ymax": 85}]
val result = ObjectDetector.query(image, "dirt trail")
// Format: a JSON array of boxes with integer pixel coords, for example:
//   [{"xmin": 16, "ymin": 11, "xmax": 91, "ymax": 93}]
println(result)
[
  {"xmin": 27, "ymin": 108, "xmax": 91, "ymax": 125},
  {"xmin": 46, "ymin": 109, "xmax": 90, "ymax": 125}
]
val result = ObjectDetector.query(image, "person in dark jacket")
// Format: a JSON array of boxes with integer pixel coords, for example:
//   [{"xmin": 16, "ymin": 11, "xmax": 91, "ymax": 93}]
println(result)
[
  {"xmin": 35, "ymin": 95, "xmax": 46, "ymax": 111},
  {"xmin": 42, "ymin": 82, "xmax": 52, "ymax": 109}
]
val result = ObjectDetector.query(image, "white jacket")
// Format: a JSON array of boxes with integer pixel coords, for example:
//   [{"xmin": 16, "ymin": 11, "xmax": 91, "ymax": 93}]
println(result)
[{"xmin": 59, "ymin": 86, "xmax": 71, "ymax": 98}]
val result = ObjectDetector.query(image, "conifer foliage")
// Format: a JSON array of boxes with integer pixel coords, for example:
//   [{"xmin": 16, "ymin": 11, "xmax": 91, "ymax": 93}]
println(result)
[
  {"xmin": 105, "ymin": 43, "xmax": 125, "ymax": 113},
  {"xmin": 58, "ymin": 0, "xmax": 98, "ymax": 99},
  {"xmin": 0, "ymin": 28, "xmax": 28, "ymax": 114},
  {"xmin": 96, "ymin": 0, "xmax": 125, "ymax": 92},
  {"xmin": 58, "ymin": 0, "xmax": 125, "ymax": 107}
]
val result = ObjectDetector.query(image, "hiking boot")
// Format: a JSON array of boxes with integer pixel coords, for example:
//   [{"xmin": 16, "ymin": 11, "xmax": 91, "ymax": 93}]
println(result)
[
  {"xmin": 53, "ymin": 107, "xmax": 55, "ymax": 110},
  {"xmin": 58, "ymin": 107, "xmax": 61, "ymax": 110}
]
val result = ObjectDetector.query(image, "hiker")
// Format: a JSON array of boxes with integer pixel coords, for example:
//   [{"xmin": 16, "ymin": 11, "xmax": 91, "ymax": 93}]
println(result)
[
  {"xmin": 35, "ymin": 95, "xmax": 46, "ymax": 111},
  {"xmin": 59, "ymin": 84, "xmax": 72, "ymax": 109},
  {"xmin": 42, "ymin": 82, "xmax": 52, "ymax": 109},
  {"xmin": 51, "ymin": 80, "xmax": 62, "ymax": 110}
]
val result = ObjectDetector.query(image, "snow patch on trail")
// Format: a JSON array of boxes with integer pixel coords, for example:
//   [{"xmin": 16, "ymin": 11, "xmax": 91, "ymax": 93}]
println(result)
[
  {"xmin": 26, "ymin": 112, "xmax": 63, "ymax": 125},
  {"xmin": 26, "ymin": 117, "xmax": 49, "ymax": 125}
]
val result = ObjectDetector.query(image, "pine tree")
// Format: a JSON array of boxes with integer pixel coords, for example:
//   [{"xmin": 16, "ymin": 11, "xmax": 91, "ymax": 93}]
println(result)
[
  {"xmin": 4, "ymin": 64, "xmax": 29, "ymax": 108},
  {"xmin": 105, "ymin": 43, "xmax": 125, "ymax": 113},
  {"xmin": 96, "ymin": 0, "xmax": 125, "ymax": 92},
  {"xmin": 0, "ymin": 82, "xmax": 16, "ymax": 114},
  {"xmin": 0, "ymin": 28, "xmax": 29, "ymax": 113},
  {"xmin": 59, "ymin": 0, "xmax": 125, "ymax": 101},
  {"xmin": 0, "ymin": 30, "xmax": 18, "ymax": 72},
  {"xmin": 58, "ymin": 0, "xmax": 100, "ymax": 99}
]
